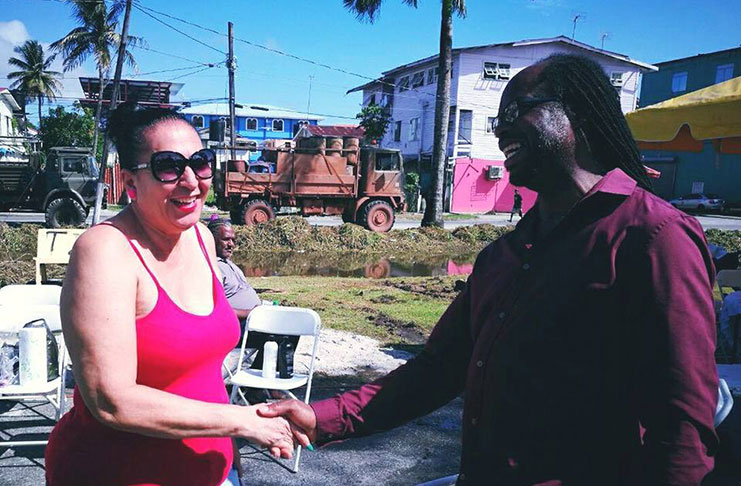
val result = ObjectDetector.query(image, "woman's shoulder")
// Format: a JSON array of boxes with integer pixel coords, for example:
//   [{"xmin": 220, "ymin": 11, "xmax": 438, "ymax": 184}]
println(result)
[{"xmin": 71, "ymin": 219, "xmax": 136, "ymax": 266}]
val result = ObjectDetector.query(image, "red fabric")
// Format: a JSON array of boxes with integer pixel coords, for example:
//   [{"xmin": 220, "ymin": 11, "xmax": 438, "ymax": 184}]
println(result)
[
  {"xmin": 312, "ymin": 169, "xmax": 719, "ymax": 486},
  {"xmin": 45, "ymin": 226, "xmax": 240, "ymax": 486}
]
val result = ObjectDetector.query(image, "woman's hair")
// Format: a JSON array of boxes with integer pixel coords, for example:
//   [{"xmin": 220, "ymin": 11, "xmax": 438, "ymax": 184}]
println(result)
[
  {"xmin": 537, "ymin": 54, "xmax": 653, "ymax": 191},
  {"xmin": 107, "ymin": 102, "xmax": 188, "ymax": 170}
]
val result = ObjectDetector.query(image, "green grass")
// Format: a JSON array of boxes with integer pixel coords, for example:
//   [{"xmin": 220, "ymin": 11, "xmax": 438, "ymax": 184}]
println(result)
[{"xmin": 252, "ymin": 275, "xmax": 460, "ymax": 345}]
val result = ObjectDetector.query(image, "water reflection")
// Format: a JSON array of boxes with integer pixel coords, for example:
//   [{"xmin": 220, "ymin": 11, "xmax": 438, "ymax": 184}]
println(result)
[{"xmin": 234, "ymin": 252, "xmax": 475, "ymax": 279}]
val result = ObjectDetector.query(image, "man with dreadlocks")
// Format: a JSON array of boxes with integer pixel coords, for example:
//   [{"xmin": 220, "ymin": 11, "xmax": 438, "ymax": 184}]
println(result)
[{"xmin": 259, "ymin": 55, "xmax": 718, "ymax": 486}]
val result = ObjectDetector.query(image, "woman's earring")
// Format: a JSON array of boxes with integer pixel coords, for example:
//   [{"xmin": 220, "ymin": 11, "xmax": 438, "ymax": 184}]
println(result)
[{"xmin": 126, "ymin": 187, "xmax": 137, "ymax": 200}]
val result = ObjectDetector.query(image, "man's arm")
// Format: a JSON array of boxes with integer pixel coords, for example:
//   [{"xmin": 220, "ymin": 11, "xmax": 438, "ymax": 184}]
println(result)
[{"xmin": 637, "ymin": 214, "xmax": 718, "ymax": 485}]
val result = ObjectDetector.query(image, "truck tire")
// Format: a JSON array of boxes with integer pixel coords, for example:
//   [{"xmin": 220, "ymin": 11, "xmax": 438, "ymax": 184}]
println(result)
[
  {"xmin": 45, "ymin": 197, "xmax": 86, "ymax": 228},
  {"xmin": 360, "ymin": 200, "xmax": 395, "ymax": 232},
  {"xmin": 241, "ymin": 199, "xmax": 275, "ymax": 226}
]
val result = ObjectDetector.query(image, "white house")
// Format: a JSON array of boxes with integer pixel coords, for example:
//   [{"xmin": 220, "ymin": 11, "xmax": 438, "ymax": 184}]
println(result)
[
  {"xmin": 0, "ymin": 88, "xmax": 26, "ymax": 162},
  {"xmin": 349, "ymin": 36, "xmax": 657, "ymax": 164}
]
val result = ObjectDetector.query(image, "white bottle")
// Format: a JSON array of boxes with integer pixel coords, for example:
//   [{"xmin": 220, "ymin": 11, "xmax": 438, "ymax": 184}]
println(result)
[{"xmin": 262, "ymin": 341, "xmax": 278, "ymax": 379}]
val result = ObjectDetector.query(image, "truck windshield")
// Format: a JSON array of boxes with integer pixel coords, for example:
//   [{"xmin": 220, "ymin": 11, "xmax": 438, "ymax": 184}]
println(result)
[
  {"xmin": 88, "ymin": 157, "xmax": 99, "ymax": 178},
  {"xmin": 375, "ymin": 152, "xmax": 400, "ymax": 171}
]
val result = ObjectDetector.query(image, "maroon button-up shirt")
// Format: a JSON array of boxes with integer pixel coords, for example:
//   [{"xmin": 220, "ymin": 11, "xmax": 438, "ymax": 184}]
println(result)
[{"xmin": 312, "ymin": 169, "xmax": 719, "ymax": 486}]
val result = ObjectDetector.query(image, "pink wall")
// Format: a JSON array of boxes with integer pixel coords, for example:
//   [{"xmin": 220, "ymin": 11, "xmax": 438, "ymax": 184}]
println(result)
[{"xmin": 450, "ymin": 158, "xmax": 537, "ymax": 214}]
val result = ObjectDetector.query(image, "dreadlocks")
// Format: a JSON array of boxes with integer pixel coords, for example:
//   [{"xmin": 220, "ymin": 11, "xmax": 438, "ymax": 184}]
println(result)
[{"xmin": 537, "ymin": 54, "xmax": 653, "ymax": 192}]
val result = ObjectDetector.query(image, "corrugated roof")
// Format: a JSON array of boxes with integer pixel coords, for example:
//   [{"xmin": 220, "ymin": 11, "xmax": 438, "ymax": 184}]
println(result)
[
  {"xmin": 347, "ymin": 35, "xmax": 657, "ymax": 93},
  {"xmin": 180, "ymin": 102, "xmax": 323, "ymax": 121}
]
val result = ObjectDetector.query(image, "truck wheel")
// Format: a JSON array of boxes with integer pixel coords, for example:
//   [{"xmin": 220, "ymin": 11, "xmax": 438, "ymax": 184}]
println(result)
[
  {"xmin": 361, "ymin": 200, "xmax": 395, "ymax": 232},
  {"xmin": 241, "ymin": 199, "xmax": 275, "ymax": 226},
  {"xmin": 45, "ymin": 197, "xmax": 86, "ymax": 228}
]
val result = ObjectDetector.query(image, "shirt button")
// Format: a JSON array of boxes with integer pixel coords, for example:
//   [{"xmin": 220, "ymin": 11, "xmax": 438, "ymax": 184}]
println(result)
[
  {"xmin": 476, "ymin": 360, "xmax": 484, "ymax": 368},
  {"xmin": 522, "ymin": 263, "xmax": 530, "ymax": 270},
  {"xmin": 471, "ymin": 417, "xmax": 478, "ymax": 426},
  {"xmin": 498, "ymin": 312, "xmax": 506, "ymax": 319},
  {"xmin": 459, "ymin": 473, "xmax": 466, "ymax": 481}
]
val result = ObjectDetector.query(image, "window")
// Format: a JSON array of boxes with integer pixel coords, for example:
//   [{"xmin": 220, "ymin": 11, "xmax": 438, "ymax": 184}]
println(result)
[
  {"xmin": 272, "ymin": 119, "xmax": 284, "ymax": 131},
  {"xmin": 219, "ymin": 116, "xmax": 231, "ymax": 128},
  {"xmin": 293, "ymin": 120, "xmax": 309, "ymax": 137},
  {"xmin": 375, "ymin": 152, "xmax": 401, "ymax": 171},
  {"xmin": 397, "ymin": 76, "xmax": 410, "ymax": 92},
  {"xmin": 380, "ymin": 93, "xmax": 391, "ymax": 107},
  {"xmin": 62, "ymin": 157, "xmax": 85, "ymax": 174},
  {"xmin": 610, "ymin": 72, "xmax": 624, "ymax": 89},
  {"xmin": 246, "ymin": 118, "xmax": 257, "ymax": 130},
  {"xmin": 409, "ymin": 117, "xmax": 420, "ymax": 141},
  {"xmin": 427, "ymin": 67, "xmax": 439, "ymax": 85},
  {"xmin": 191, "ymin": 115, "xmax": 204, "ymax": 128},
  {"xmin": 671, "ymin": 72, "xmax": 688, "ymax": 93},
  {"xmin": 368, "ymin": 93, "xmax": 376, "ymax": 105},
  {"xmin": 411, "ymin": 71, "xmax": 425, "ymax": 89},
  {"xmin": 716, "ymin": 64, "xmax": 734, "ymax": 84},
  {"xmin": 458, "ymin": 110, "xmax": 472, "ymax": 143},
  {"xmin": 483, "ymin": 62, "xmax": 511, "ymax": 80},
  {"xmin": 486, "ymin": 116, "xmax": 496, "ymax": 134},
  {"xmin": 393, "ymin": 121, "xmax": 402, "ymax": 142}
]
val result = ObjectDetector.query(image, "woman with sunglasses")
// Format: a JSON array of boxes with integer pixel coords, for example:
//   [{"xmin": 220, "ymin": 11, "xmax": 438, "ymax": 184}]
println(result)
[{"xmin": 45, "ymin": 105, "xmax": 306, "ymax": 486}]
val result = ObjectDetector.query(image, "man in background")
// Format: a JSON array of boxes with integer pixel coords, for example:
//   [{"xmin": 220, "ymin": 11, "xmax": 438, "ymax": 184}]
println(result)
[{"xmin": 509, "ymin": 188, "xmax": 523, "ymax": 222}]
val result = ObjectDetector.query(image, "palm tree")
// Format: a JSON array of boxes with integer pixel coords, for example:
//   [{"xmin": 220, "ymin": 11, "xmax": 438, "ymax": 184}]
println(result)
[
  {"xmin": 7, "ymin": 40, "xmax": 62, "ymax": 132},
  {"xmin": 345, "ymin": 0, "xmax": 466, "ymax": 227},
  {"xmin": 51, "ymin": 0, "xmax": 138, "ymax": 156}
]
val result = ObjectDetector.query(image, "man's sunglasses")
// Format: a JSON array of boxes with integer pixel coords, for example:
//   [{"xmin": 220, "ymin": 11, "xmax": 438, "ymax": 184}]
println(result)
[
  {"xmin": 131, "ymin": 149, "xmax": 215, "ymax": 183},
  {"xmin": 491, "ymin": 97, "xmax": 560, "ymax": 131}
]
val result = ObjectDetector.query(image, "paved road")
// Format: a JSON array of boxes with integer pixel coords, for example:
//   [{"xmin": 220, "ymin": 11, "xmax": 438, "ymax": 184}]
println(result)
[{"xmin": 3, "ymin": 209, "xmax": 741, "ymax": 231}]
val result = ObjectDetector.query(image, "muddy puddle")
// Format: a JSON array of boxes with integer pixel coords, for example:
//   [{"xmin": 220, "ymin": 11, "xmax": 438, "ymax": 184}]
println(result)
[{"xmin": 233, "ymin": 252, "xmax": 475, "ymax": 279}]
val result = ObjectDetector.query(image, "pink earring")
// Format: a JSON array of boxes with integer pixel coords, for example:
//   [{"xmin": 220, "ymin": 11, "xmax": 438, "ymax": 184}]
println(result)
[{"xmin": 126, "ymin": 188, "xmax": 137, "ymax": 200}]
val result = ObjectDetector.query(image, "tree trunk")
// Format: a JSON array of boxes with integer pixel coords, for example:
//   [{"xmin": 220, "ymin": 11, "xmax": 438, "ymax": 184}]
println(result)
[
  {"xmin": 92, "ymin": 68, "xmax": 106, "ymax": 159},
  {"xmin": 37, "ymin": 97, "xmax": 42, "ymax": 133},
  {"xmin": 422, "ymin": 0, "xmax": 453, "ymax": 228}
]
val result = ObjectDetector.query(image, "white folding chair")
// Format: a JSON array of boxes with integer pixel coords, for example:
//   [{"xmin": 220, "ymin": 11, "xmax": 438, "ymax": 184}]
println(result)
[
  {"xmin": 226, "ymin": 305, "xmax": 321, "ymax": 473},
  {"xmin": 0, "ymin": 284, "xmax": 68, "ymax": 447}
]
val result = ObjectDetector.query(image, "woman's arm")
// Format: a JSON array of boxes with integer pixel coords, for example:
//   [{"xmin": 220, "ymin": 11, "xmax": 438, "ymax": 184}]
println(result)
[{"xmin": 61, "ymin": 225, "xmax": 296, "ymax": 457}]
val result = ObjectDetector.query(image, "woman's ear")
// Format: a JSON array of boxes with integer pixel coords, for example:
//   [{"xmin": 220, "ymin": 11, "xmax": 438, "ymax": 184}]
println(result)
[{"xmin": 121, "ymin": 172, "xmax": 137, "ymax": 201}]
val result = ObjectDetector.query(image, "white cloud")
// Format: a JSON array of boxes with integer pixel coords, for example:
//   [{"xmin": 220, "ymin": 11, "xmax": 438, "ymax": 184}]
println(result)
[
  {"xmin": 0, "ymin": 20, "xmax": 30, "ymax": 46},
  {"xmin": 0, "ymin": 20, "xmax": 89, "ymax": 107}
]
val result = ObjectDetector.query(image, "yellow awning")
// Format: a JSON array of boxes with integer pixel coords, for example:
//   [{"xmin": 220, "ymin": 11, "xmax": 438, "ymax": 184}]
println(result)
[{"xmin": 626, "ymin": 76, "xmax": 741, "ymax": 142}]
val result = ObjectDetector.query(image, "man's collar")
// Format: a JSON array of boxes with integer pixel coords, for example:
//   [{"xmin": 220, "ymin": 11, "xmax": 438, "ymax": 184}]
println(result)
[{"xmin": 583, "ymin": 168, "xmax": 637, "ymax": 198}]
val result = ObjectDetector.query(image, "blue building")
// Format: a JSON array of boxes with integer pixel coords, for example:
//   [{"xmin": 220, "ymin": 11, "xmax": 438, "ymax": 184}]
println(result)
[
  {"xmin": 637, "ymin": 47, "xmax": 741, "ymax": 204},
  {"xmin": 180, "ymin": 103, "xmax": 323, "ymax": 161},
  {"xmin": 640, "ymin": 47, "xmax": 740, "ymax": 107}
]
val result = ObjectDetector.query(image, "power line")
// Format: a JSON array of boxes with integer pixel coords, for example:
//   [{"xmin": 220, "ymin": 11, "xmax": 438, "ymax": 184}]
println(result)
[
  {"xmin": 130, "ymin": 44, "xmax": 217, "ymax": 67},
  {"xmin": 131, "ymin": 3, "xmax": 225, "ymax": 55},
  {"xmin": 165, "ymin": 65, "xmax": 219, "ymax": 82}
]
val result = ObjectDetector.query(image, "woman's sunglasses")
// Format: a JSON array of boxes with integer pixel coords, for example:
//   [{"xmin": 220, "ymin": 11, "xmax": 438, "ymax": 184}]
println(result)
[{"xmin": 131, "ymin": 149, "xmax": 215, "ymax": 183}]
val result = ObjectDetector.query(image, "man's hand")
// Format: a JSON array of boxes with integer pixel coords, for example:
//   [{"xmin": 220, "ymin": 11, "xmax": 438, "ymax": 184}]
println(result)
[{"xmin": 257, "ymin": 399, "xmax": 318, "ymax": 447}]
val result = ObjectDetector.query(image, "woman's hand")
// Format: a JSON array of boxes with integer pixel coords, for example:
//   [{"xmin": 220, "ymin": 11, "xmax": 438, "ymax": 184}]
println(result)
[{"xmin": 238, "ymin": 405, "xmax": 296, "ymax": 459}]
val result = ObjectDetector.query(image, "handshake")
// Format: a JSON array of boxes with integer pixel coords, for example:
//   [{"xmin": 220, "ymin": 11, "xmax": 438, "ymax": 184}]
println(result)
[{"xmin": 243, "ymin": 399, "xmax": 318, "ymax": 459}]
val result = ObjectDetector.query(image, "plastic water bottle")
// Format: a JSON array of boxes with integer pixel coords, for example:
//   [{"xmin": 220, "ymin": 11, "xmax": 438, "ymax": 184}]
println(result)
[
  {"xmin": 278, "ymin": 337, "xmax": 294, "ymax": 379},
  {"xmin": 262, "ymin": 341, "xmax": 278, "ymax": 379}
]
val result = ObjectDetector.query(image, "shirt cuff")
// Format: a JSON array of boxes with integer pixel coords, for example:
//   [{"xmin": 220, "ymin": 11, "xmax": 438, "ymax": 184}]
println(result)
[{"xmin": 310, "ymin": 396, "xmax": 344, "ymax": 443}]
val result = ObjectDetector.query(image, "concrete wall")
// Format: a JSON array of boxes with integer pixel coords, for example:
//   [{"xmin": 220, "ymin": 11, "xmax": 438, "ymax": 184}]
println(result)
[
  {"xmin": 643, "ymin": 142, "xmax": 741, "ymax": 204},
  {"xmin": 640, "ymin": 49, "xmax": 741, "ymax": 107},
  {"xmin": 450, "ymin": 158, "xmax": 537, "ymax": 214}
]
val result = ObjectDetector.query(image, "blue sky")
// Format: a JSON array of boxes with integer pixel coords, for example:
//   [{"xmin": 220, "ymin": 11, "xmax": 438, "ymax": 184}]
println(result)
[{"xmin": 1, "ymin": 0, "xmax": 740, "ymax": 124}]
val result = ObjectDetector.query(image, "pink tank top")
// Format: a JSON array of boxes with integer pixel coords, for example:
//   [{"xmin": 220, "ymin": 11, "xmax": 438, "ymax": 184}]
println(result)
[{"xmin": 46, "ymin": 224, "xmax": 241, "ymax": 486}]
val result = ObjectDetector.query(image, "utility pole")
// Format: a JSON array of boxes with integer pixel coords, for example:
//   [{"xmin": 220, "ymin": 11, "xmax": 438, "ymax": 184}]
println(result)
[
  {"xmin": 601, "ymin": 32, "xmax": 610, "ymax": 50},
  {"xmin": 306, "ymin": 75, "xmax": 314, "ymax": 117},
  {"xmin": 92, "ymin": 0, "xmax": 132, "ymax": 225},
  {"xmin": 227, "ymin": 22, "xmax": 237, "ymax": 162}
]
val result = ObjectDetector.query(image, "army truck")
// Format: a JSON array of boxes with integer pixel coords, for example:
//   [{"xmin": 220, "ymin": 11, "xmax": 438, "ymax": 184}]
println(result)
[
  {"xmin": 214, "ymin": 137, "xmax": 405, "ymax": 232},
  {"xmin": 0, "ymin": 147, "xmax": 103, "ymax": 227}
]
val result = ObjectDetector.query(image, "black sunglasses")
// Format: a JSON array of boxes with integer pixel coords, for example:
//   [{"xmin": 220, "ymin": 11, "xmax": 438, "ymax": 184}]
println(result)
[
  {"xmin": 132, "ymin": 149, "xmax": 215, "ymax": 183},
  {"xmin": 491, "ymin": 97, "xmax": 560, "ymax": 131}
]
